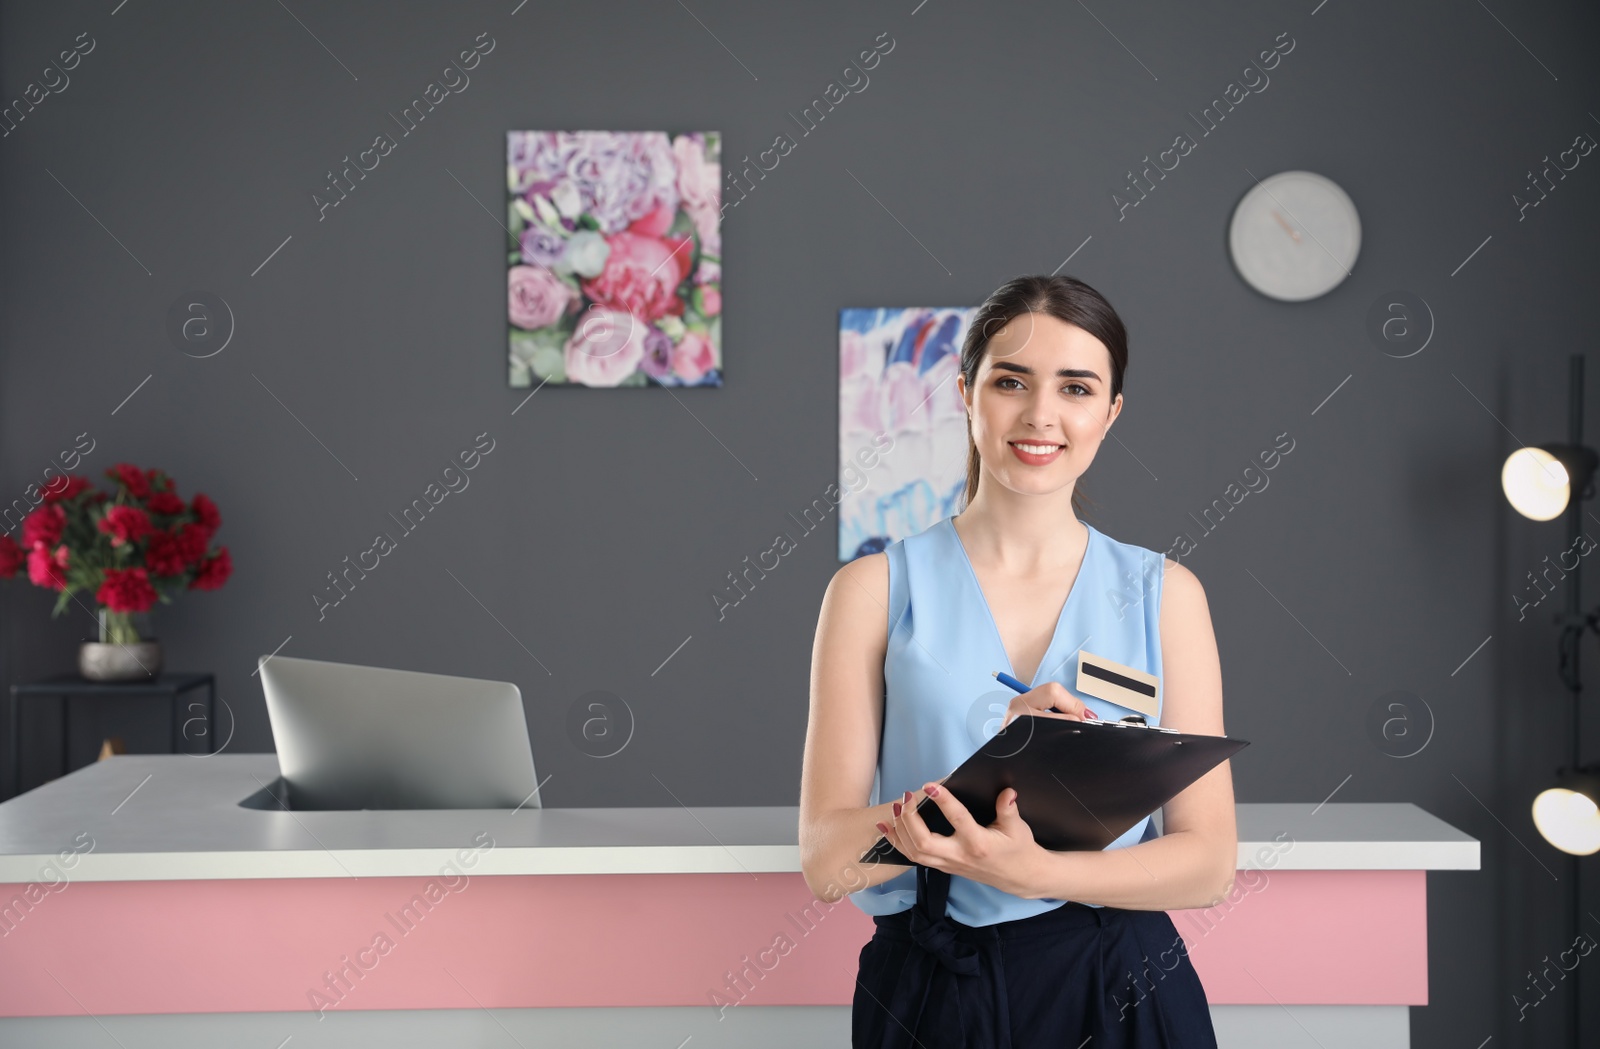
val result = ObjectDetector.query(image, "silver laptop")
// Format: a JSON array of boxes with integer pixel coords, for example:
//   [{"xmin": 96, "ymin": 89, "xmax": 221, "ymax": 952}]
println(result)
[{"xmin": 258, "ymin": 654, "xmax": 540, "ymax": 810}]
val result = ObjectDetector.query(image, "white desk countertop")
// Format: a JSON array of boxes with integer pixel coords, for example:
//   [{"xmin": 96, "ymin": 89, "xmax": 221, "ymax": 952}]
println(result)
[{"xmin": 0, "ymin": 755, "xmax": 1480, "ymax": 882}]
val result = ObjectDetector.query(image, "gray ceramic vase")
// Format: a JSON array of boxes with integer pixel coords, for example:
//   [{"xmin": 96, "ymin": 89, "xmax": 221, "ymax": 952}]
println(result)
[{"xmin": 79, "ymin": 641, "xmax": 162, "ymax": 681}]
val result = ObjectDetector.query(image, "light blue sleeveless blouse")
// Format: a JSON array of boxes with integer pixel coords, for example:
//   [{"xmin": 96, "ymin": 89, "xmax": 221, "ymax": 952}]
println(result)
[{"xmin": 848, "ymin": 514, "xmax": 1167, "ymax": 927}]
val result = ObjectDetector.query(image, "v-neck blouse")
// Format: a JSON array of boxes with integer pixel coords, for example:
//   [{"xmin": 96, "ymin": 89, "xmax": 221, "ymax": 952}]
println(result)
[
  {"xmin": 849, "ymin": 515, "xmax": 1168, "ymax": 927},
  {"xmin": 947, "ymin": 515, "xmax": 1096, "ymax": 688}
]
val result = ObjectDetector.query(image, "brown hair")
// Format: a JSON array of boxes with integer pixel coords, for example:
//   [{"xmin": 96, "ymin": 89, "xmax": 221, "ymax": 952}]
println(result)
[{"xmin": 959, "ymin": 275, "xmax": 1129, "ymax": 517}]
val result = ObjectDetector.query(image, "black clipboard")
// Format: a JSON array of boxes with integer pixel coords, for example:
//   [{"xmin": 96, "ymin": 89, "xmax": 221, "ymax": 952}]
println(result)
[{"xmin": 860, "ymin": 715, "xmax": 1248, "ymax": 865}]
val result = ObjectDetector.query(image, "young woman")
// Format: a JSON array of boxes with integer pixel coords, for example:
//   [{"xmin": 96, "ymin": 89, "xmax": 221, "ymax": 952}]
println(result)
[{"xmin": 800, "ymin": 275, "xmax": 1235, "ymax": 1047}]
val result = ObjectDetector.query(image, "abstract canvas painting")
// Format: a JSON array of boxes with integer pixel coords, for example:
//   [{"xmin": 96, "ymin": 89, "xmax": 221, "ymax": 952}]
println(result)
[
  {"xmin": 839, "ymin": 307, "xmax": 974, "ymax": 561},
  {"xmin": 507, "ymin": 131, "xmax": 722, "ymax": 388}
]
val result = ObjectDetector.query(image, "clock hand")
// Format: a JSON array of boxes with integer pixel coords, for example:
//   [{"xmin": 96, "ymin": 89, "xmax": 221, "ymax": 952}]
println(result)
[{"xmin": 1270, "ymin": 209, "xmax": 1302, "ymax": 243}]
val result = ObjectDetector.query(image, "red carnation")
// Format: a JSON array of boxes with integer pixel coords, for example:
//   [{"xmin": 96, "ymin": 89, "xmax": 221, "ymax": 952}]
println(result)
[
  {"xmin": 27, "ymin": 544, "xmax": 68, "ymax": 591},
  {"xmin": 145, "ymin": 529, "xmax": 189, "ymax": 576},
  {"xmin": 98, "ymin": 505, "xmax": 152, "ymax": 547},
  {"xmin": 191, "ymin": 492, "xmax": 221, "ymax": 535},
  {"xmin": 189, "ymin": 547, "xmax": 232, "ymax": 591},
  {"xmin": 21, "ymin": 504, "xmax": 65, "ymax": 550},
  {"xmin": 2, "ymin": 464, "xmax": 231, "ymax": 617},
  {"xmin": 97, "ymin": 566, "xmax": 158, "ymax": 613},
  {"xmin": 0, "ymin": 534, "xmax": 24, "ymax": 579},
  {"xmin": 109, "ymin": 463, "xmax": 151, "ymax": 500},
  {"xmin": 41, "ymin": 475, "xmax": 91, "ymax": 504},
  {"xmin": 146, "ymin": 491, "xmax": 185, "ymax": 516},
  {"xmin": 175, "ymin": 521, "xmax": 210, "ymax": 564}
]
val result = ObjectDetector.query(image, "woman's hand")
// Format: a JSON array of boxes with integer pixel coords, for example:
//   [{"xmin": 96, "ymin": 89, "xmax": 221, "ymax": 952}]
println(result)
[
  {"xmin": 875, "ymin": 782, "xmax": 1049, "ymax": 899},
  {"xmin": 1001, "ymin": 680, "xmax": 1099, "ymax": 728}
]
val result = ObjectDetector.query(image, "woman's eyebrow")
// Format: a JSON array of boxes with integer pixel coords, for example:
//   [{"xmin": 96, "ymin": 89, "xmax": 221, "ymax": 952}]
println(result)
[{"xmin": 990, "ymin": 361, "xmax": 1101, "ymax": 380}]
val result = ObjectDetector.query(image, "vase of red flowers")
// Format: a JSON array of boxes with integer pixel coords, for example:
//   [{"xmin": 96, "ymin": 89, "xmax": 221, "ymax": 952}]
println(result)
[{"xmin": 0, "ymin": 463, "xmax": 232, "ymax": 682}]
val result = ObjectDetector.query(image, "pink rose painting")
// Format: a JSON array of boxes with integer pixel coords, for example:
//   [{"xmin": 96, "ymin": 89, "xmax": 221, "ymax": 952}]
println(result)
[
  {"xmin": 508, "ymin": 131, "xmax": 722, "ymax": 388},
  {"xmin": 838, "ymin": 308, "xmax": 975, "ymax": 561}
]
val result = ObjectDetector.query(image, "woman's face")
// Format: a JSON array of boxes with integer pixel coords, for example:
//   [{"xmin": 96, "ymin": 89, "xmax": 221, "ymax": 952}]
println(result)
[{"xmin": 956, "ymin": 311, "xmax": 1122, "ymax": 499}]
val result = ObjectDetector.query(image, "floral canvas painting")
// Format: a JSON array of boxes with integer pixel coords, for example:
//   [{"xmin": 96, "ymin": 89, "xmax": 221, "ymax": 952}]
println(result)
[
  {"xmin": 507, "ymin": 131, "xmax": 722, "ymax": 388},
  {"xmin": 839, "ymin": 307, "xmax": 973, "ymax": 561}
]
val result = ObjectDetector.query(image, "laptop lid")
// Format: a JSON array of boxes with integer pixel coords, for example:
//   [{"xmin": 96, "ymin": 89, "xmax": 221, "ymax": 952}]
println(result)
[{"xmin": 258, "ymin": 654, "xmax": 540, "ymax": 810}]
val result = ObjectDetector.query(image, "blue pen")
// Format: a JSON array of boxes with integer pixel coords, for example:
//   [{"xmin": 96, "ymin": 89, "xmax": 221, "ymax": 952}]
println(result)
[
  {"xmin": 992, "ymin": 670, "xmax": 1031, "ymax": 694},
  {"xmin": 991, "ymin": 671, "xmax": 1099, "ymax": 719}
]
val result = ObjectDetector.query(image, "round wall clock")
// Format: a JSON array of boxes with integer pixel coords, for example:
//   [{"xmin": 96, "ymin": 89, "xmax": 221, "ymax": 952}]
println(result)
[{"xmin": 1228, "ymin": 170, "xmax": 1361, "ymax": 302}]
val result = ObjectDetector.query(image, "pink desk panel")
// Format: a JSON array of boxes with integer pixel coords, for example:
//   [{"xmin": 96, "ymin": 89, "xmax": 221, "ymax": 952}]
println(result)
[{"xmin": 0, "ymin": 868, "xmax": 1424, "ymax": 1017}]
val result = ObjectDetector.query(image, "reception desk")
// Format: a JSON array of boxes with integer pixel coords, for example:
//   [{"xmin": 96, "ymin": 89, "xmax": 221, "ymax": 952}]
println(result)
[{"xmin": 0, "ymin": 755, "xmax": 1478, "ymax": 1047}]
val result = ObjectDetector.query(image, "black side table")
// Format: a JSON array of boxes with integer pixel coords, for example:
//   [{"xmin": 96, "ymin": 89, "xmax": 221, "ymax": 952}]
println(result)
[{"xmin": 7, "ymin": 672, "xmax": 217, "ymax": 799}]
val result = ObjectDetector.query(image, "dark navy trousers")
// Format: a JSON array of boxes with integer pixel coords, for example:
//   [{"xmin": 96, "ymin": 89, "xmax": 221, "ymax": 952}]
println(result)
[{"xmin": 852, "ymin": 865, "xmax": 1219, "ymax": 1048}]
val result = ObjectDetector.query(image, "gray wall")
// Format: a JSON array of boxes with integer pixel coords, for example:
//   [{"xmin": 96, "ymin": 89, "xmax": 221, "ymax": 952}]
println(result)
[{"xmin": 3, "ymin": 1, "xmax": 1598, "ymax": 1046}]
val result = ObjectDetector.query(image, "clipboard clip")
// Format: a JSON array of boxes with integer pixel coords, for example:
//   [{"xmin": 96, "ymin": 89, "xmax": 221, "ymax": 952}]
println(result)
[{"xmin": 1084, "ymin": 715, "xmax": 1181, "ymax": 735}]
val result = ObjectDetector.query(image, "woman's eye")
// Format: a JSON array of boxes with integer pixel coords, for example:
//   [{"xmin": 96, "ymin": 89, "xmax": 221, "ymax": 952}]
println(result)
[{"xmin": 994, "ymin": 377, "xmax": 1090, "ymax": 395}]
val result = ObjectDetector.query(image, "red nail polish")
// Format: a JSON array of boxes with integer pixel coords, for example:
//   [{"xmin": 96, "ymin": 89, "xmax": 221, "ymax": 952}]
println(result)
[
  {"xmin": 876, "ymin": 822, "xmax": 889, "ymax": 834},
  {"xmin": 927, "ymin": 785, "xmax": 941, "ymax": 798},
  {"xmin": 903, "ymin": 790, "xmax": 912, "ymax": 803},
  {"xmin": 893, "ymin": 801, "xmax": 902, "ymax": 817}
]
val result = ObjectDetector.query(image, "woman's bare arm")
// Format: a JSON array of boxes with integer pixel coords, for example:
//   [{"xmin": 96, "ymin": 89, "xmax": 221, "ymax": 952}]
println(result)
[
  {"xmin": 798, "ymin": 552, "xmax": 914, "ymax": 902},
  {"xmin": 1010, "ymin": 559, "xmax": 1238, "ymax": 909}
]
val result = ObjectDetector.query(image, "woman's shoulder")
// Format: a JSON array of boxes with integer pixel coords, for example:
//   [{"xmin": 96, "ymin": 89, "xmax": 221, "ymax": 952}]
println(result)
[
  {"xmin": 1088, "ymin": 523, "xmax": 1199, "ymax": 594},
  {"xmin": 818, "ymin": 548, "xmax": 897, "ymax": 651},
  {"xmin": 824, "ymin": 548, "xmax": 891, "ymax": 609},
  {"xmin": 1089, "ymin": 522, "xmax": 1168, "ymax": 565}
]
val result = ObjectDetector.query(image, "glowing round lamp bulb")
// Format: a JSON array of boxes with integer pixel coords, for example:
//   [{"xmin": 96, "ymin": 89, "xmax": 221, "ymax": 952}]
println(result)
[
  {"xmin": 1502, "ymin": 447, "xmax": 1570, "ymax": 521},
  {"xmin": 1531, "ymin": 787, "xmax": 1600, "ymax": 856}
]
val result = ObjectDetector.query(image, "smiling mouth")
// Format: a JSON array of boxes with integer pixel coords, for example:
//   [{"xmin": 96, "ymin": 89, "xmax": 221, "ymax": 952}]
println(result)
[{"xmin": 1009, "ymin": 441, "xmax": 1064, "ymax": 455}]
